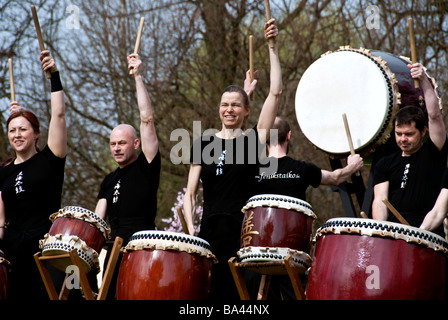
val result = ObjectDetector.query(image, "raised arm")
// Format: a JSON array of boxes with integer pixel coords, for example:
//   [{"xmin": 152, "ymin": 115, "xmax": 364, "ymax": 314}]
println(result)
[
  {"xmin": 409, "ymin": 63, "xmax": 446, "ymax": 150},
  {"xmin": 256, "ymin": 19, "xmax": 282, "ymax": 144},
  {"xmin": 41, "ymin": 51, "xmax": 67, "ymax": 158},
  {"xmin": 128, "ymin": 53, "xmax": 159, "ymax": 163}
]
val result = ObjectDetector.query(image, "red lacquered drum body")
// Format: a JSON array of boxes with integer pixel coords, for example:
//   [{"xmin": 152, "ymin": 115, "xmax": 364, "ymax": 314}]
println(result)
[
  {"xmin": 116, "ymin": 231, "xmax": 217, "ymax": 300},
  {"xmin": 39, "ymin": 206, "xmax": 110, "ymax": 273},
  {"xmin": 239, "ymin": 195, "xmax": 316, "ymax": 253},
  {"xmin": 0, "ymin": 250, "xmax": 11, "ymax": 300},
  {"xmin": 306, "ymin": 218, "xmax": 448, "ymax": 300},
  {"xmin": 237, "ymin": 195, "xmax": 315, "ymax": 271}
]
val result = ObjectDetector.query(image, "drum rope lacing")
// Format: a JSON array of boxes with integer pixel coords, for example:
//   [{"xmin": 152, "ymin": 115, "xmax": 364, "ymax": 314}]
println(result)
[{"xmin": 316, "ymin": 218, "xmax": 448, "ymax": 254}]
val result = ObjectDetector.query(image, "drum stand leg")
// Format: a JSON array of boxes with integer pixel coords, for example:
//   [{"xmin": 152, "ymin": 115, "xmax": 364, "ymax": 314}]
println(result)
[
  {"xmin": 97, "ymin": 236, "xmax": 123, "ymax": 300},
  {"xmin": 228, "ymin": 257, "xmax": 251, "ymax": 300},
  {"xmin": 34, "ymin": 236, "xmax": 123, "ymax": 300},
  {"xmin": 228, "ymin": 255, "xmax": 306, "ymax": 300},
  {"xmin": 34, "ymin": 249, "xmax": 95, "ymax": 300}
]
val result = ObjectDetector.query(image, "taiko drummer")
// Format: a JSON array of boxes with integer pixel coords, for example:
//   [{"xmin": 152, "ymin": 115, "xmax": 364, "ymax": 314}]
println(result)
[
  {"xmin": 255, "ymin": 116, "xmax": 364, "ymax": 198},
  {"xmin": 372, "ymin": 63, "xmax": 447, "ymax": 237},
  {"xmin": 372, "ymin": 63, "xmax": 448, "ymax": 238},
  {"xmin": 183, "ymin": 18, "xmax": 282, "ymax": 300},
  {"xmin": 94, "ymin": 53, "xmax": 161, "ymax": 299},
  {"xmin": 0, "ymin": 51, "xmax": 67, "ymax": 300}
]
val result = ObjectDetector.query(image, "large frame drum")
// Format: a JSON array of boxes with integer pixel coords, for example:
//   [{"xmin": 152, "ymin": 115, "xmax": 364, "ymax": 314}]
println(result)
[
  {"xmin": 295, "ymin": 47, "xmax": 442, "ymax": 157},
  {"xmin": 39, "ymin": 206, "xmax": 110, "ymax": 273},
  {"xmin": 237, "ymin": 194, "xmax": 315, "ymax": 271},
  {"xmin": 306, "ymin": 218, "xmax": 448, "ymax": 300},
  {"xmin": 116, "ymin": 231, "xmax": 217, "ymax": 300}
]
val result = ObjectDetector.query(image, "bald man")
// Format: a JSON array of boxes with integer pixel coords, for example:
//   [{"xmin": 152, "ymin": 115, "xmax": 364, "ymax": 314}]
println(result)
[{"xmin": 95, "ymin": 54, "xmax": 160, "ymax": 244}]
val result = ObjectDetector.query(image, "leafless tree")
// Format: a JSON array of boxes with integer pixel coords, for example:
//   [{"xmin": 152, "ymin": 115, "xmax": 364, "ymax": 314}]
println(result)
[{"xmin": 1, "ymin": 0, "xmax": 447, "ymax": 230}]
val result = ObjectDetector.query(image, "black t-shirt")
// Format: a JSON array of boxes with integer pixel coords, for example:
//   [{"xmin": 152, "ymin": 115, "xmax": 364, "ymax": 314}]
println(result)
[
  {"xmin": 98, "ymin": 151, "xmax": 161, "ymax": 231},
  {"xmin": 0, "ymin": 145, "xmax": 66, "ymax": 231},
  {"xmin": 191, "ymin": 128, "xmax": 261, "ymax": 217},
  {"xmin": 373, "ymin": 138, "xmax": 448, "ymax": 226},
  {"xmin": 441, "ymin": 168, "xmax": 448, "ymax": 189},
  {"xmin": 254, "ymin": 156, "xmax": 322, "ymax": 200}
]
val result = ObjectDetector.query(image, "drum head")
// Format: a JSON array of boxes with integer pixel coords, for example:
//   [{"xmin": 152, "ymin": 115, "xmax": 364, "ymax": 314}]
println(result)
[{"xmin": 295, "ymin": 48, "xmax": 398, "ymax": 156}]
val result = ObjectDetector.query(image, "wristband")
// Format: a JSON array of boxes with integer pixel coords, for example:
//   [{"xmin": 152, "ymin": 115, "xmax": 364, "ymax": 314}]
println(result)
[{"xmin": 50, "ymin": 71, "xmax": 63, "ymax": 92}]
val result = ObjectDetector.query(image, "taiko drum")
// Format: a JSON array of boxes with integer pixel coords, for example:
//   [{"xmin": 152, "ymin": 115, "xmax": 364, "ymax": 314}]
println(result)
[
  {"xmin": 40, "ymin": 206, "xmax": 110, "ymax": 273},
  {"xmin": 239, "ymin": 195, "xmax": 316, "ymax": 254},
  {"xmin": 116, "ymin": 231, "xmax": 217, "ymax": 300},
  {"xmin": 306, "ymin": 218, "xmax": 448, "ymax": 300},
  {"xmin": 295, "ymin": 47, "xmax": 442, "ymax": 157}
]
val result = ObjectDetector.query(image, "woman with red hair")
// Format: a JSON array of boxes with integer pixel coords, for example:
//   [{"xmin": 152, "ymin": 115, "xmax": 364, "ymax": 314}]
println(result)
[{"xmin": 0, "ymin": 50, "xmax": 67, "ymax": 300}]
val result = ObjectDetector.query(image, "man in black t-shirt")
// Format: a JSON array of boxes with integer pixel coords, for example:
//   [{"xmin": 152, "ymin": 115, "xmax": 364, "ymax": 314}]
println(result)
[
  {"xmin": 251, "ymin": 116, "xmax": 363, "ymax": 300},
  {"xmin": 95, "ymin": 54, "xmax": 160, "ymax": 300},
  {"xmin": 95, "ymin": 54, "xmax": 160, "ymax": 244},
  {"xmin": 372, "ymin": 63, "xmax": 447, "ymax": 231},
  {"xmin": 255, "ymin": 116, "xmax": 364, "ymax": 198}
]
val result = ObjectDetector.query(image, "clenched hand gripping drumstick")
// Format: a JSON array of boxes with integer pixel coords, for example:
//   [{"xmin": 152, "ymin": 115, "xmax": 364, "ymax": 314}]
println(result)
[
  {"xmin": 249, "ymin": 35, "xmax": 254, "ymax": 101},
  {"xmin": 31, "ymin": 5, "xmax": 51, "ymax": 79},
  {"xmin": 264, "ymin": 0, "xmax": 276, "ymax": 48},
  {"xmin": 342, "ymin": 113, "xmax": 360, "ymax": 176},
  {"xmin": 8, "ymin": 58, "xmax": 15, "ymax": 101},
  {"xmin": 130, "ymin": 17, "xmax": 145, "ymax": 75},
  {"xmin": 408, "ymin": 17, "xmax": 419, "ymax": 89},
  {"xmin": 382, "ymin": 199, "xmax": 410, "ymax": 226}
]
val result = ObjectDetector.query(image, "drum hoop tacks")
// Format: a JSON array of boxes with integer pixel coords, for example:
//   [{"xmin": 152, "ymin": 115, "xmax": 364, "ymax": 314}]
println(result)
[
  {"xmin": 122, "ymin": 230, "xmax": 218, "ymax": 263},
  {"xmin": 50, "ymin": 206, "xmax": 111, "ymax": 240},
  {"xmin": 296, "ymin": 46, "xmax": 402, "ymax": 156},
  {"xmin": 39, "ymin": 233, "xmax": 100, "ymax": 272},
  {"xmin": 242, "ymin": 194, "xmax": 316, "ymax": 219},
  {"xmin": 315, "ymin": 217, "xmax": 448, "ymax": 255}
]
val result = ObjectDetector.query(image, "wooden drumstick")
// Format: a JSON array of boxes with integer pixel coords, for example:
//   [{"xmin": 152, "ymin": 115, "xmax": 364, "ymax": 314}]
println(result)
[
  {"xmin": 382, "ymin": 199, "xmax": 410, "ymax": 226},
  {"xmin": 342, "ymin": 113, "xmax": 360, "ymax": 176},
  {"xmin": 264, "ymin": 0, "xmax": 276, "ymax": 48},
  {"xmin": 31, "ymin": 5, "xmax": 51, "ymax": 79},
  {"xmin": 8, "ymin": 58, "xmax": 15, "ymax": 102},
  {"xmin": 408, "ymin": 17, "xmax": 419, "ymax": 89},
  {"xmin": 249, "ymin": 35, "xmax": 254, "ymax": 101},
  {"xmin": 360, "ymin": 211, "xmax": 368, "ymax": 219},
  {"xmin": 176, "ymin": 206, "xmax": 190, "ymax": 235},
  {"xmin": 130, "ymin": 17, "xmax": 145, "ymax": 75}
]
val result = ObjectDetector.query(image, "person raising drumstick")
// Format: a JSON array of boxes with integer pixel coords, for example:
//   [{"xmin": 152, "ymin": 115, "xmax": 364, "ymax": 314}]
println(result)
[
  {"xmin": 94, "ymin": 53, "xmax": 161, "ymax": 299},
  {"xmin": 0, "ymin": 50, "xmax": 67, "ymax": 300},
  {"xmin": 183, "ymin": 18, "xmax": 282, "ymax": 300}
]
